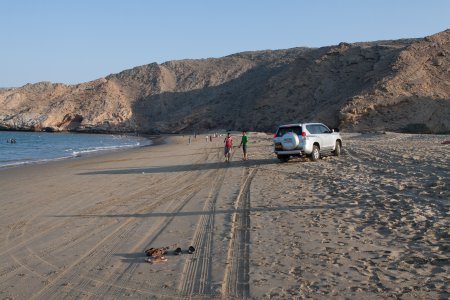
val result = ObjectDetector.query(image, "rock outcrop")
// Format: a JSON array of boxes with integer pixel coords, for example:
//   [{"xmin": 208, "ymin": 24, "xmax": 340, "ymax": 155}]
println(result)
[{"xmin": 1, "ymin": 30, "xmax": 449, "ymax": 133}]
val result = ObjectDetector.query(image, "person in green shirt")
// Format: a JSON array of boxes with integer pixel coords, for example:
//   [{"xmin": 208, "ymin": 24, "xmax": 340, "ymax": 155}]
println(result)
[{"xmin": 238, "ymin": 131, "xmax": 248, "ymax": 160}]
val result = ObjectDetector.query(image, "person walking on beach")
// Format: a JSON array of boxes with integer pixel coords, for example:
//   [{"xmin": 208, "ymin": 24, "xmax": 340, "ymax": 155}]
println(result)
[
  {"xmin": 224, "ymin": 132, "xmax": 233, "ymax": 162},
  {"xmin": 238, "ymin": 131, "xmax": 248, "ymax": 160}
]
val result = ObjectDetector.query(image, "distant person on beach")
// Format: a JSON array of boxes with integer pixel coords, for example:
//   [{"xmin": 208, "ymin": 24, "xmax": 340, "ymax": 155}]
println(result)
[
  {"xmin": 224, "ymin": 132, "xmax": 233, "ymax": 162},
  {"xmin": 238, "ymin": 131, "xmax": 248, "ymax": 160}
]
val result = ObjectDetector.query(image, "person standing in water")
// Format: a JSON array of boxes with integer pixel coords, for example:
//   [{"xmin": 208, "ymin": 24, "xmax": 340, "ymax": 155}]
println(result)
[
  {"xmin": 224, "ymin": 132, "xmax": 233, "ymax": 162},
  {"xmin": 239, "ymin": 131, "xmax": 248, "ymax": 160}
]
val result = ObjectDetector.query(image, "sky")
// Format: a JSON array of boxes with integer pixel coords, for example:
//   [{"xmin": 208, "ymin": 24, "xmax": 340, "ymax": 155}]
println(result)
[{"xmin": 1, "ymin": 0, "xmax": 449, "ymax": 87}]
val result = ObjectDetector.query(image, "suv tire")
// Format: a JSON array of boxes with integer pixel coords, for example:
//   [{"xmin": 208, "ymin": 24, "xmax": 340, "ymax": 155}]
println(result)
[
  {"xmin": 334, "ymin": 141, "xmax": 341, "ymax": 156},
  {"xmin": 310, "ymin": 145, "xmax": 320, "ymax": 161},
  {"xmin": 277, "ymin": 155, "xmax": 289, "ymax": 163}
]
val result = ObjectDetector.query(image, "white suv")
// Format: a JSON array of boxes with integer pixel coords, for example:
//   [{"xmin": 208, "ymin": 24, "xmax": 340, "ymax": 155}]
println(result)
[{"xmin": 273, "ymin": 123, "xmax": 342, "ymax": 162}]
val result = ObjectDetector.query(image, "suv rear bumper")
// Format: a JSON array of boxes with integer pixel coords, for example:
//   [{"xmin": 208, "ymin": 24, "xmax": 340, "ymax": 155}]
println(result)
[{"xmin": 274, "ymin": 150, "xmax": 305, "ymax": 156}]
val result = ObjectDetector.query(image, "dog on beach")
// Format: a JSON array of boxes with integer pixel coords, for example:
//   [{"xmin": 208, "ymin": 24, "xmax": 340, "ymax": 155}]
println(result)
[{"xmin": 144, "ymin": 244, "xmax": 177, "ymax": 264}]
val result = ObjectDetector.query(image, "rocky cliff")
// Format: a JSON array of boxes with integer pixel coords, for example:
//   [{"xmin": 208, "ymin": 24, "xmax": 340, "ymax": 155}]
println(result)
[{"xmin": 1, "ymin": 30, "xmax": 449, "ymax": 133}]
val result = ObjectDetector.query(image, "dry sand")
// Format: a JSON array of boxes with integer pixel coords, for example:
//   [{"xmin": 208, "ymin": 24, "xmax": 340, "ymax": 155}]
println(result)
[{"xmin": 0, "ymin": 132, "xmax": 448, "ymax": 299}]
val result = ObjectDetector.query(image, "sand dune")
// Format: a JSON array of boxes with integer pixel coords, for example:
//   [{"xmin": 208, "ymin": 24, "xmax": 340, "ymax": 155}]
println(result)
[{"xmin": 0, "ymin": 133, "xmax": 448, "ymax": 299}]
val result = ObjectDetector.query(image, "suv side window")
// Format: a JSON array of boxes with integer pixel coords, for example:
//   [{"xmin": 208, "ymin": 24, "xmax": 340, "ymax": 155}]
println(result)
[
  {"xmin": 317, "ymin": 125, "xmax": 330, "ymax": 134},
  {"xmin": 306, "ymin": 125, "xmax": 316, "ymax": 134}
]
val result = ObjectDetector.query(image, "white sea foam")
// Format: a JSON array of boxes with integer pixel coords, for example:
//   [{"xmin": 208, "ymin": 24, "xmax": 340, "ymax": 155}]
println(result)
[{"xmin": 71, "ymin": 143, "xmax": 139, "ymax": 156}]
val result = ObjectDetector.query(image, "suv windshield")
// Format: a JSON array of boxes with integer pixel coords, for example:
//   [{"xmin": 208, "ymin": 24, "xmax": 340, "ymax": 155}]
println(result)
[{"xmin": 276, "ymin": 126, "xmax": 302, "ymax": 137}]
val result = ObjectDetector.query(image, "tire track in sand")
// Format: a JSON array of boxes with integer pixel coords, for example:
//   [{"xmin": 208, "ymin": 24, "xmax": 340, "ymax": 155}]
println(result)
[
  {"xmin": 84, "ymin": 147, "xmax": 218, "ymax": 299},
  {"xmin": 178, "ymin": 166, "xmax": 227, "ymax": 297},
  {"xmin": 221, "ymin": 167, "xmax": 256, "ymax": 299},
  {"xmin": 30, "ymin": 169, "xmax": 206, "ymax": 300},
  {"xmin": 0, "ymin": 171, "xmax": 191, "ymax": 286},
  {"xmin": 93, "ymin": 176, "xmax": 211, "ymax": 299},
  {"xmin": 1, "ymin": 142, "xmax": 210, "ymax": 259}
]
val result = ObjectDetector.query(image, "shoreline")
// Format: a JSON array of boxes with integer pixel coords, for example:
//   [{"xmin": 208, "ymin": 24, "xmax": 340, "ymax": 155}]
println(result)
[{"xmin": 0, "ymin": 133, "xmax": 165, "ymax": 171}]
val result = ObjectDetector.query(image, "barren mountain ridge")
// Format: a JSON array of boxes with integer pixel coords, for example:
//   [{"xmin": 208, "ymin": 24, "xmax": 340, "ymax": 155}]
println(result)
[{"xmin": 0, "ymin": 30, "xmax": 448, "ymax": 133}]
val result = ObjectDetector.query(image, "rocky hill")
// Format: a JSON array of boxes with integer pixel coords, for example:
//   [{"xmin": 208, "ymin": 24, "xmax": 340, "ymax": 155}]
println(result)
[{"xmin": 1, "ymin": 30, "xmax": 449, "ymax": 134}]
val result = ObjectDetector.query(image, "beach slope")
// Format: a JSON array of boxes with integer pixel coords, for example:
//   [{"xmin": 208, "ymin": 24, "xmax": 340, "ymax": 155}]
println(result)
[{"xmin": 0, "ymin": 133, "xmax": 448, "ymax": 299}]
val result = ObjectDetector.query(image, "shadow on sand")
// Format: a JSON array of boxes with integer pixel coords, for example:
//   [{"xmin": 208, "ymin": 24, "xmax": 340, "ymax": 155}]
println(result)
[
  {"xmin": 77, "ymin": 158, "xmax": 279, "ymax": 175},
  {"xmin": 52, "ymin": 203, "xmax": 358, "ymax": 220}
]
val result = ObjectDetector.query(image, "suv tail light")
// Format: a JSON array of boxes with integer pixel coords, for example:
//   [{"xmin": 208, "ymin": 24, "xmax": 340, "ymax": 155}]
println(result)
[
  {"xmin": 273, "ymin": 133, "xmax": 277, "ymax": 138},
  {"xmin": 301, "ymin": 132, "xmax": 306, "ymax": 137}
]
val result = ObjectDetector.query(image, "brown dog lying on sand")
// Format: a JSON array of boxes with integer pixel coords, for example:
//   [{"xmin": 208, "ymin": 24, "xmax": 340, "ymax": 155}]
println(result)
[
  {"xmin": 144, "ymin": 246, "xmax": 172, "ymax": 264},
  {"xmin": 145, "ymin": 247, "xmax": 168, "ymax": 257},
  {"xmin": 144, "ymin": 244, "xmax": 194, "ymax": 263}
]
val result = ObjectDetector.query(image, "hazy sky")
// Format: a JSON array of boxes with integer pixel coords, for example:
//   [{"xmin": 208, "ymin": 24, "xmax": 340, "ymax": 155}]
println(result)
[{"xmin": 1, "ymin": 0, "xmax": 449, "ymax": 87}]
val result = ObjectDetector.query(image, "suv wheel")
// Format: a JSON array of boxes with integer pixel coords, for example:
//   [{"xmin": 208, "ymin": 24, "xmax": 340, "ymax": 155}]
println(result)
[
  {"xmin": 310, "ymin": 145, "xmax": 320, "ymax": 161},
  {"xmin": 334, "ymin": 141, "xmax": 341, "ymax": 156},
  {"xmin": 277, "ymin": 155, "xmax": 289, "ymax": 163}
]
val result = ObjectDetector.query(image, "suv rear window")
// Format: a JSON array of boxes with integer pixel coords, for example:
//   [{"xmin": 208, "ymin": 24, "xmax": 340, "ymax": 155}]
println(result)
[{"xmin": 276, "ymin": 126, "xmax": 302, "ymax": 137}]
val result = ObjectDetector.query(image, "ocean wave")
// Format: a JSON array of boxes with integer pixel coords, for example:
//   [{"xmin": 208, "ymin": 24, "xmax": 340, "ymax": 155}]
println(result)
[
  {"xmin": 0, "ymin": 156, "xmax": 74, "ymax": 168},
  {"xmin": 71, "ymin": 143, "xmax": 140, "ymax": 156}
]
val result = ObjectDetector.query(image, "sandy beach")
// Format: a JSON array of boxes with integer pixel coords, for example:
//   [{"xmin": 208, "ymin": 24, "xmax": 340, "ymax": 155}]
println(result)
[{"xmin": 0, "ymin": 132, "xmax": 448, "ymax": 299}]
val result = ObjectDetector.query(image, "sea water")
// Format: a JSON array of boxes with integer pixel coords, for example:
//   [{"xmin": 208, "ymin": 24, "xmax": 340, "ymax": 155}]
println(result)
[{"xmin": 0, "ymin": 131, "xmax": 152, "ymax": 168}]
